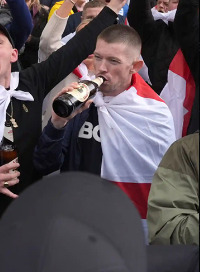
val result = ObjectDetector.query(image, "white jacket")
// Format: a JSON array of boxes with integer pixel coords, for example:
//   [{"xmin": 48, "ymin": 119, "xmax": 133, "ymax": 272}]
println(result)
[{"xmin": 39, "ymin": 12, "xmax": 80, "ymax": 128}]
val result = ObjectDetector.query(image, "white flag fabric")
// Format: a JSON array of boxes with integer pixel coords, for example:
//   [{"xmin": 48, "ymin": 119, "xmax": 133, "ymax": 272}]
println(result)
[
  {"xmin": 151, "ymin": 7, "xmax": 176, "ymax": 24},
  {"xmin": 93, "ymin": 73, "xmax": 176, "ymax": 240},
  {"xmin": 0, "ymin": 72, "xmax": 34, "ymax": 143},
  {"xmin": 160, "ymin": 49, "xmax": 196, "ymax": 139}
]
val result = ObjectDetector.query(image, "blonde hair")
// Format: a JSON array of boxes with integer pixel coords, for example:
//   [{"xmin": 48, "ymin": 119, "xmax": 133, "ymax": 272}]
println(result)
[
  {"xmin": 25, "ymin": 0, "xmax": 41, "ymax": 11},
  {"xmin": 76, "ymin": 19, "xmax": 92, "ymax": 33}
]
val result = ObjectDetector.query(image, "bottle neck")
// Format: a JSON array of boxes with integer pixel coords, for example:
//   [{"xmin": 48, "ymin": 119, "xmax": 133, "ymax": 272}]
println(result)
[{"xmin": 1, "ymin": 122, "xmax": 15, "ymax": 146}]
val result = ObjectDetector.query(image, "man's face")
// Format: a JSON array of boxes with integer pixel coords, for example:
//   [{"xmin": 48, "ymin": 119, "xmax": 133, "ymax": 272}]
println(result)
[
  {"xmin": 168, "ymin": 0, "xmax": 179, "ymax": 11},
  {"xmin": 94, "ymin": 39, "xmax": 135, "ymax": 96},
  {"xmin": 82, "ymin": 7, "xmax": 103, "ymax": 20},
  {"xmin": 0, "ymin": 32, "xmax": 18, "ymax": 79},
  {"xmin": 157, "ymin": 0, "xmax": 169, "ymax": 13}
]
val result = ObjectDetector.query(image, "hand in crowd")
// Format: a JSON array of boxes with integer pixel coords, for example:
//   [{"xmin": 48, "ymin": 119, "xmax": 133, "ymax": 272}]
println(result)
[
  {"xmin": 51, "ymin": 83, "xmax": 93, "ymax": 129},
  {"xmin": 0, "ymin": 162, "xmax": 20, "ymax": 199},
  {"xmin": 107, "ymin": 0, "xmax": 127, "ymax": 15},
  {"xmin": 0, "ymin": 0, "xmax": 7, "ymax": 6}
]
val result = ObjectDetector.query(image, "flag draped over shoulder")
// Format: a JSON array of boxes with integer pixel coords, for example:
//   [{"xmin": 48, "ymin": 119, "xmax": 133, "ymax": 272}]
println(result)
[{"xmin": 93, "ymin": 73, "xmax": 176, "ymax": 240}]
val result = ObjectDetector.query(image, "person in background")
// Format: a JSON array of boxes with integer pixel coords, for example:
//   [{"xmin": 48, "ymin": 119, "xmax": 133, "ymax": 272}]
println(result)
[
  {"xmin": 148, "ymin": 132, "xmax": 199, "ymax": 245},
  {"xmin": 60, "ymin": 0, "xmax": 105, "ymax": 44},
  {"xmin": 0, "ymin": 1, "xmax": 12, "ymax": 26},
  {"xmin": 63, "ymin": 0, "xmax": 125, "ymax": 37},
  {"xmin": 156, "ymin": 0, "xmax": 169, "ymax": 13},
  {"xmin": 2, "ymin": 0, "xmax": 33, "ymax": 51},
  {"xmin": 168, "ymin": 0, "xmax": 179, "ymax": 10},
  {"xmin": 127, "ymin": 0, "xmax": 179, "ymax": 95},
  {"xmin": 1, "ymin": 0, "xmax": 33, "ymax": 72},
  {"xmin": 152, "ymin": 0, "xmax": 179, "ymax": 13},
  {"xmin": 150, "ymin": 0, "xmax": 197, "ymax": 139},
  {"xmin": 0, "ymin": 0, "xmax": 126, "ymax": 217},
  {"xmin": 19, "ymin": 0, "xmax": 49, "ymax": 69},
  {"xmin": 174, "ymin": 0, "xmax": 199, "ymax": 135},
  {"xmin": 151, "ymin": 0, "xmax": 177, "ymax": 23},
  {"xmin": 127, "ymin": 0, "xmax": 197, "ymax": 140}
]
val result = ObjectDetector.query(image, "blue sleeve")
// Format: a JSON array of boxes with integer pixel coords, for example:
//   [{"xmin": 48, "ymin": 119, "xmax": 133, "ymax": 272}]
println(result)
[
  {"xmin": 33, "ymin": 119, "xmax": 73, "ymax": 176},
  {"xmin": 5, "ymin": 0, "xmax": 33, "ymax": 50}
]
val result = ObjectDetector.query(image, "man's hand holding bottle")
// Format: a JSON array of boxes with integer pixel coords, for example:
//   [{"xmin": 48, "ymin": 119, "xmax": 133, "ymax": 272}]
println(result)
[{"xmin": 51, "ymin": 82, "xmax": 93, "ymax": 129}]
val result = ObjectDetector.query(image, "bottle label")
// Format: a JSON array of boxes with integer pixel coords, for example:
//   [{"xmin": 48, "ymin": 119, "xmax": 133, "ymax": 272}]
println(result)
[
  {"xmin": 7, "ymin": 157, "xmax": 18, "ymax": 174},
  {"xmin": 67, "ymin": 83, "xmax": 90, "ymax": 102},
  {"xmin": 3, "ymin": 125, "xmax": 14, "ymax": 143}
]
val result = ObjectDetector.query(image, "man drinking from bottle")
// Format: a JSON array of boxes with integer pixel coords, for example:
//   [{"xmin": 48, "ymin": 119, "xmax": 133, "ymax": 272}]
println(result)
[{"xmin": 34, "ymin": 24, "xmax": 176, "ymax": 241}]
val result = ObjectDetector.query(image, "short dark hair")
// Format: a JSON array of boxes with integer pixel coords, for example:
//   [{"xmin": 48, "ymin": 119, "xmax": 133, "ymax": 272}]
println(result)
[
  {"xmin": 98, "ymin": 25, "xmax": 142, "ymax": 57},
  {"xmin": 82, "ymin": 1, "xmax": 105, "ymax": 17}
]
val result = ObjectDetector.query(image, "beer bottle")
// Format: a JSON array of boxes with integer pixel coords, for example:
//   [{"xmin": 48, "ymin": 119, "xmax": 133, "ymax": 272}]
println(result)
[
  {"xmin": 0, "ymin": 122, "xmax": 18, "ymax": 168},
  {"xmin": 53, "ymin": 77, "xmax": 104, "ymax": 118}
]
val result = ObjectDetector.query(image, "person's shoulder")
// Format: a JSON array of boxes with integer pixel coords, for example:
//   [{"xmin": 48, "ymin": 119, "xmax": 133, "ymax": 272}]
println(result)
[
  {"xmin": 69, "ymin": 11, "xmax": 82, "ymax": 20},
  {"xmin": 67, "ymin": 11, "xmax": 82, "ymax": 27},
  {"xmin": 177, "ymin": 132, "xmax": 199, "ymax": 151},
  {"xmin": 168, "ymin": 132, "xmax": 199, "ymax": 162},
  {"xmin": 133, "ymin": 73, "xmax": 165, "ymax": 103}
]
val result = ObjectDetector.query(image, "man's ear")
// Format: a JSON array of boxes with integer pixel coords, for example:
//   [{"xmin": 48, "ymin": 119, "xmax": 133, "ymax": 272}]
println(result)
[
  {"xmin": 130, "ymin": 60, "xmax": 144, "ymax": 74},
  {"xmin": 11, "ymin": 49, "xmax": 18, "ymax": 63}
]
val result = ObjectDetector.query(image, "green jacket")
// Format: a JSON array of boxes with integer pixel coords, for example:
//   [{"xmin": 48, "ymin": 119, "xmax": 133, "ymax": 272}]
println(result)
[{"xmin": 147, "ymin": 133, "xmax": 199, "ymax": 245}]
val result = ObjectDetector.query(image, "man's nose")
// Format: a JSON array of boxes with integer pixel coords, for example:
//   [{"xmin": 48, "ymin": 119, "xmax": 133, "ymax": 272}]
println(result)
[{"xmin": 98, "ymin": 60, "xmax": 107, "ymax": 73}]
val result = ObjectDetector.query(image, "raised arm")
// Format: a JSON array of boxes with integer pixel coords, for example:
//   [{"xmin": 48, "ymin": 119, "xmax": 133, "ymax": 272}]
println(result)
[
  {"xmin": 174, "ymin": 0, "xmax": 199, "ymax": 85},
  {"xmin": 39, "ymin": 0, "xmax": 76, "ymax": 62},
  {"xmin": 127, "ymin": 0, "xmax": 158, "ymax": 43},
  {"xmin": 6, "ymin": 0, "xmax": 33, "ymax": 50}
]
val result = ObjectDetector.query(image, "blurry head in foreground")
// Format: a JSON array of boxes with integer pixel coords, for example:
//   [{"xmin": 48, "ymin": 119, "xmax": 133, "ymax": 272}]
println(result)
[{"xmin": 0, "ymin": 172, "xmax": 146, "ymax": 272}]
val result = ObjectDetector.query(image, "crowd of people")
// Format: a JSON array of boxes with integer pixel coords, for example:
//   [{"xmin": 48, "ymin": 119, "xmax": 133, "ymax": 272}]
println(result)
[{"xmin": 0, "ymin": 0, "xmax": 199, "ymax": 270}]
